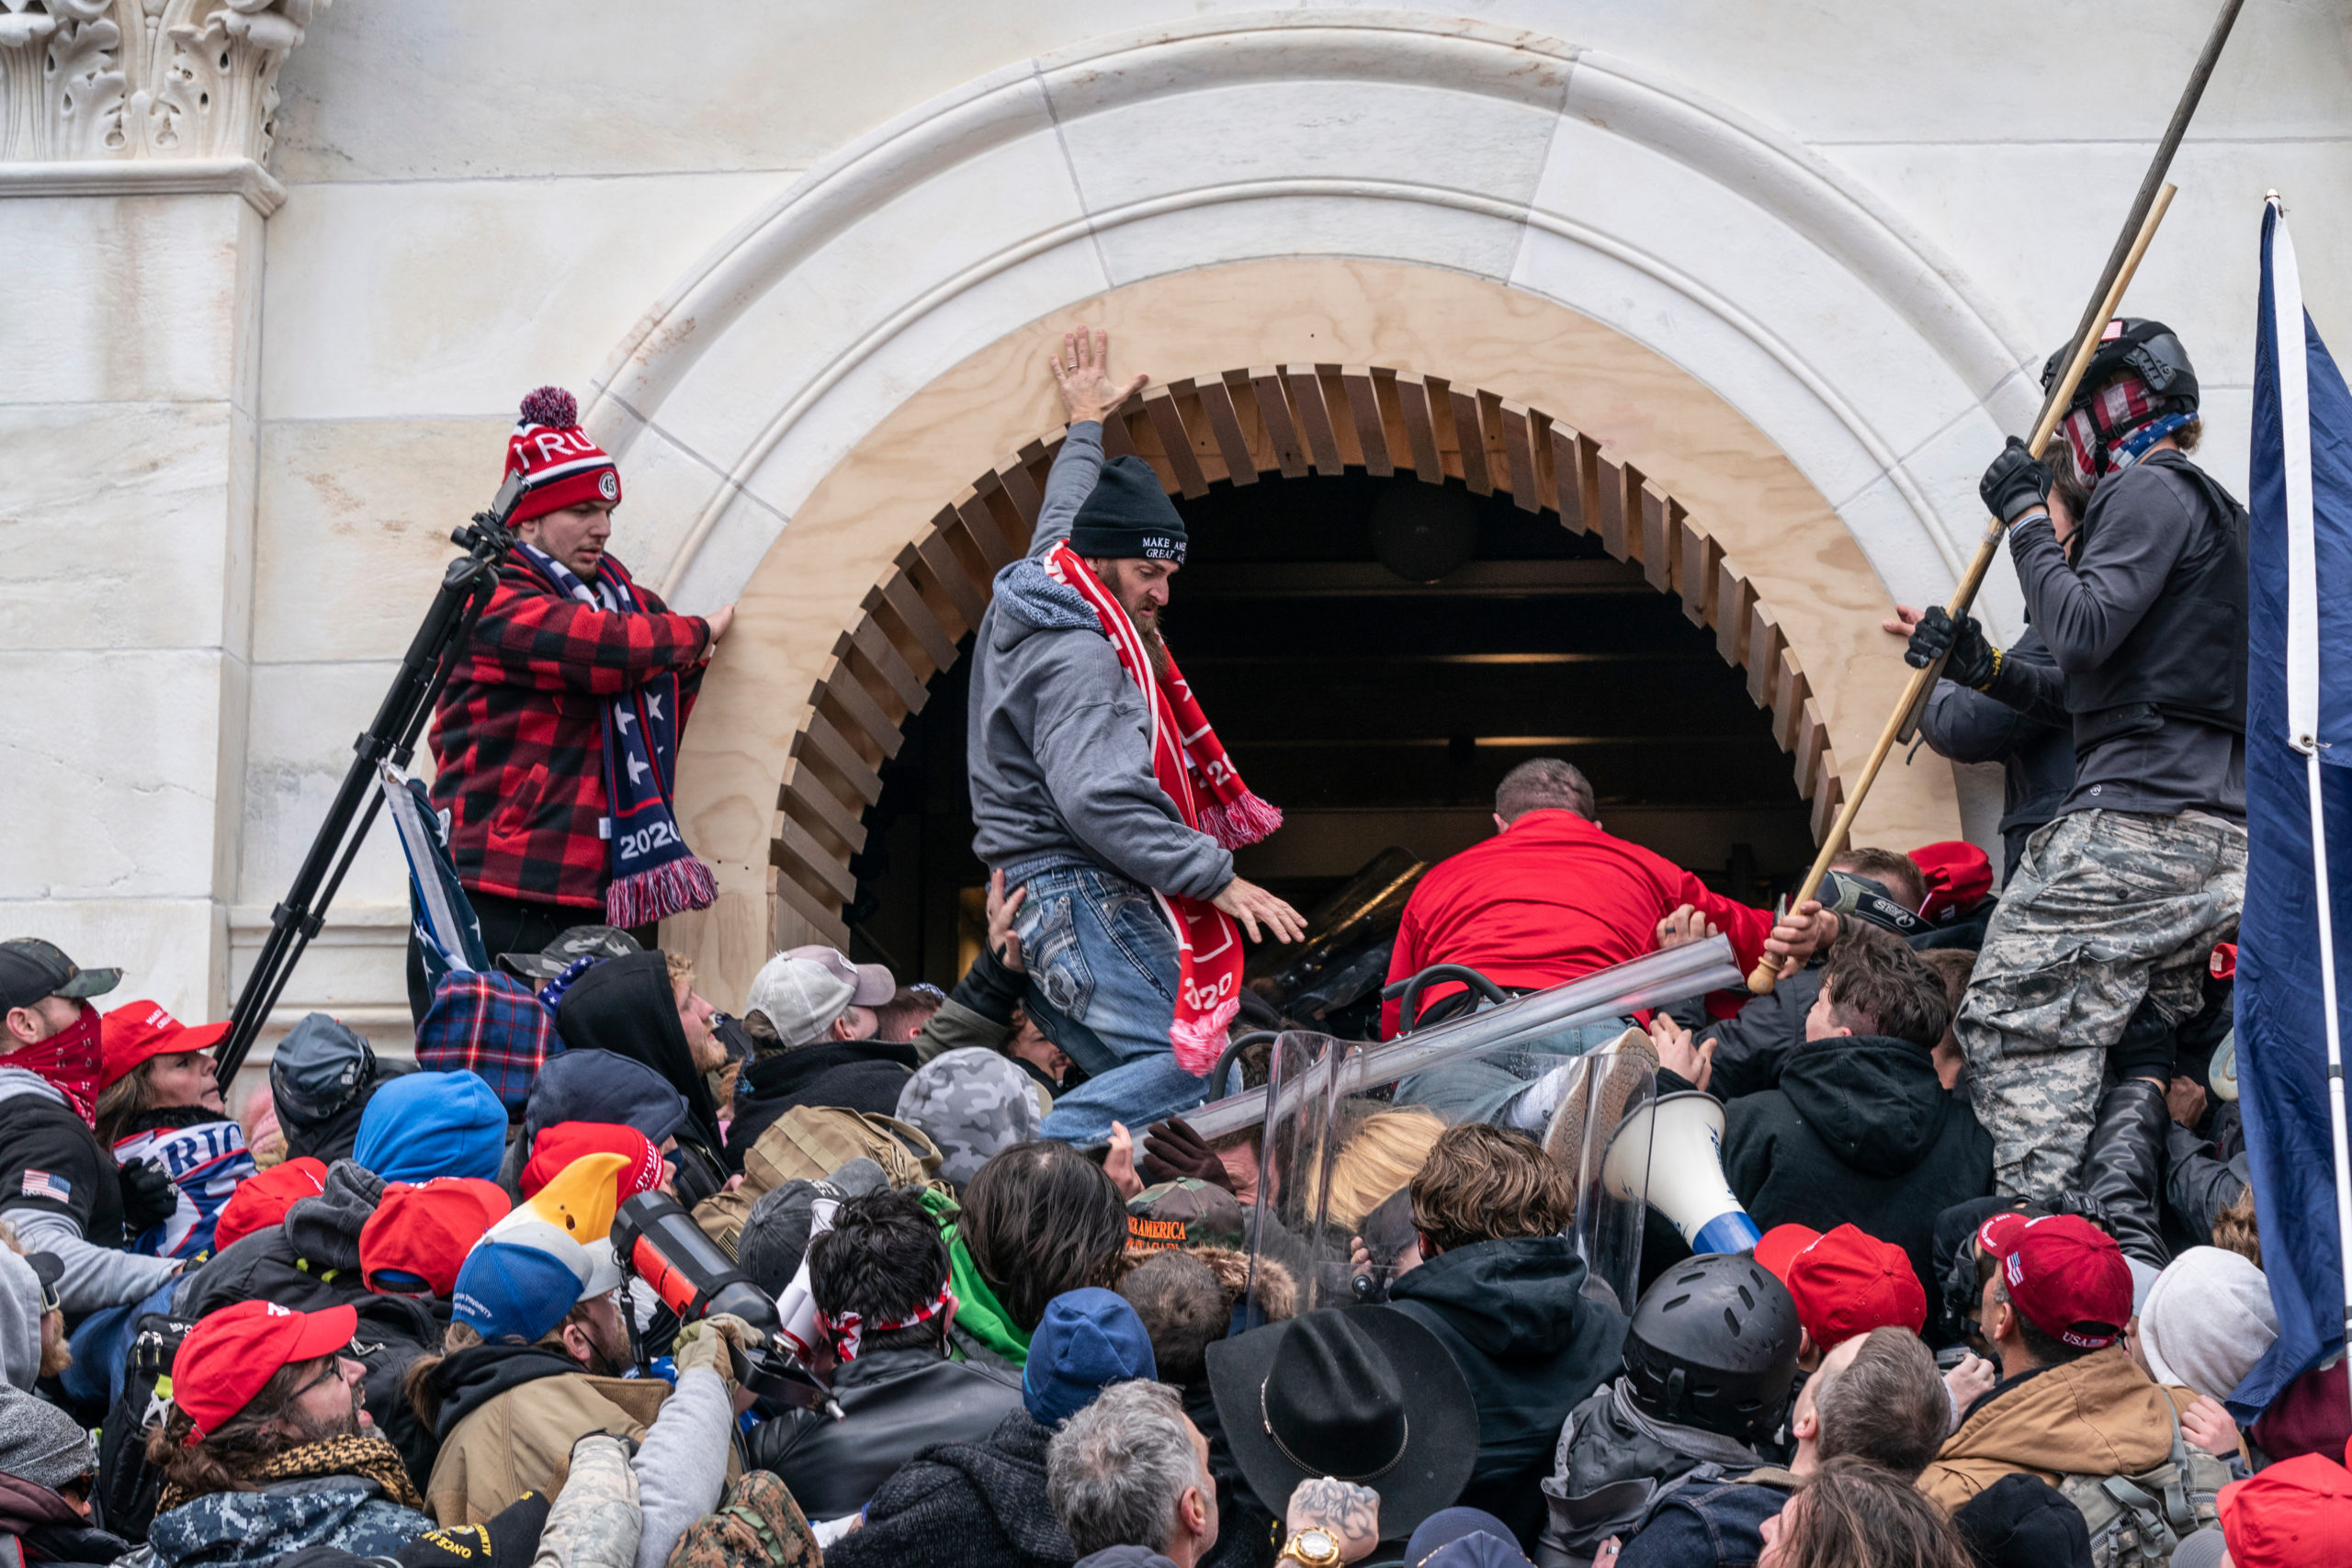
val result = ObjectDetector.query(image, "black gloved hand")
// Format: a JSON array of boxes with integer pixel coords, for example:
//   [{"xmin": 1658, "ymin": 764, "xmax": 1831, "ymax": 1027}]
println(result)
[
  {"xmin": 1905, "ymin": 605, "xmax": 1999, "ymax": 690},
  {"xmin": 117, "ymin": 1157, "xmax": 178, "ymax": 1236},
  {"xmin": 1980, "ymin": 435, "xmax": 2052, "ymax": 524},
  {"xmin": 1137, "ymin": 1117, "xmax": 1237, "ymax": 1193}
]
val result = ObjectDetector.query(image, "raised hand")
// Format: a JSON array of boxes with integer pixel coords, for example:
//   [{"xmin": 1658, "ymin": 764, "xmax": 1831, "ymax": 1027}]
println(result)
[
  {"xmin": 987, "ymin": 869, "xmax": 1027, "ymax": 973},
  {"xmin": 1047, "ymin": 328, "xmax": 1148, "ymax": 427}
]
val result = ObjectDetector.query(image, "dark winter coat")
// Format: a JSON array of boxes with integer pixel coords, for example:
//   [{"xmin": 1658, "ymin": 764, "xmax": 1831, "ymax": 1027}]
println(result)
[
  {"xmin": 0, "ymin": 1471, "xmax": 131, "ymax": 1568},
  {"xmin": 1918, "ymin": 627, "xmax": 2072, "ymax": 881},
  {"xmin": 427, "ymin": 550, "xmax": 708, "ymax": 909},
  {"xmin": 825, "ymin": 1408, "xmax": 1075, "ymax": 1568},
  {"xmin": 1721, "ymin": 1035, "xmax": 1994, "ymax": 1298},
  {"xmin": 1665, "ymin": 967, "xmax": 1824, "ymax": 1102},
  {"xmin": 1384, "ymin": 1235, "xmax": 1628, "ymax": 1551},
  {"xmin": 728, "ymin": 1040, "xmax": 918, "ymax": 1156},
  {"xmin": 747, "ymin": 1345, "xmax": 1023, "ymax": 1521}
]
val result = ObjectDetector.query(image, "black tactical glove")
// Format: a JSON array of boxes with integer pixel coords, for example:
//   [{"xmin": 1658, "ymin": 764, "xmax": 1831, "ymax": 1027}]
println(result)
[
  {"xmin": 1980, "ymin": 435, "xmax": 2052, "ymax": 524},
  {"xmin": 1137, "ymin": 1116, "xmax": 1238, "ymax": 1194},
  {"xmin": 117, "ymin": 1157, "xmax": 178, "ymax": 1236},
  {"xmin": 1904, "ymin": 605, "xmax": 2000, "ymax": 690}
]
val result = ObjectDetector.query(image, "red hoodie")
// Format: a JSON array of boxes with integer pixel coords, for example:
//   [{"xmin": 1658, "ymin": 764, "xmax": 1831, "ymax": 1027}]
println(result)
[{"xmin": 1380, "ymin": 810, "xmax": 1774, "ymax": 1036}]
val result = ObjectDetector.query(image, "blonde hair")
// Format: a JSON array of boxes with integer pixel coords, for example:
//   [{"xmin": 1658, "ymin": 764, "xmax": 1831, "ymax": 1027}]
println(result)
[
  {"xmin": 665, "ymin": 950, "xmax": 695, "ymax": 997},
  {"xmin": 1308, "ymin": 1109, "xmax": 1447, "ymax": 1231}
]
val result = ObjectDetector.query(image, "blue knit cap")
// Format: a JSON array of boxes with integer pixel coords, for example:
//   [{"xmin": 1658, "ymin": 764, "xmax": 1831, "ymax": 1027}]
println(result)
[
  {"xmin": 354, "ymin": 1069, "xmax": 509, "ymax": 1183},
  {"xmin": 1022, "ymin": 1287, "xmax": 1157, "ymax": 1427}
]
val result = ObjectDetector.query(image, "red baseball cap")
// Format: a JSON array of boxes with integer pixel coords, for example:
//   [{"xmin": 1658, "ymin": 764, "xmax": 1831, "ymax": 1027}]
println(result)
[
  {"xmin": 210, "ymin": 1156, "xmax": 328, "ymax": 1251},
  {"xmin": 1977, "ymin": 1212, "xmax": 2132, "ymax": 1348},
  {"xmin": 522, "ymin": 1122, "xmax": 666, "ymax": 1204},
  {"xmin": 359, "ymin": 1179, "xmax": 513, "ymax": 1297},
  {"xmin": 174, "ymin": 1300, "xmax": 357, "ymax": 1442},
  {"xmin": 98, "ymin": 1000, "xmax": 230, "ymax": 1092},
  {"xmin": 1781, "ymin": 1224, "xmax": 1926, "ymax": 1347},
  {"xmin": 1911, "ymin": 841, "xmax": 1994, "ymax": 927},
  {"xmin": 2217, "ymin": 1444, "xmax": 2352, "ymax": 1566},
  {"xmin": 1754, "ymin": 1224, "xmax": 1822, "ymax": 1281}
]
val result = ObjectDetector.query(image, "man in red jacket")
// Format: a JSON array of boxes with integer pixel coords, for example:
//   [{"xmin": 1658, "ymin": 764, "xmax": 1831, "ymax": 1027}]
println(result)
[
  {"xmin": 413, "ymin": 387, "xmax": 735, "ymax": 1021},
  {"xmin": 1386, "ymin": 759, "xmax": 1832, "ymax": 1124}
]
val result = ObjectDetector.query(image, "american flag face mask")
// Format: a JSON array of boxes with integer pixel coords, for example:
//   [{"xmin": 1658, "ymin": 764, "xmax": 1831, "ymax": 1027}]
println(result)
[
  {"xmin": 2063, "ymin": 371, "xmax": 2194, "ymax": 482},
  {"xmin": 815, "ymin": 1281, "xmax": 956, "ymax": 1361}
]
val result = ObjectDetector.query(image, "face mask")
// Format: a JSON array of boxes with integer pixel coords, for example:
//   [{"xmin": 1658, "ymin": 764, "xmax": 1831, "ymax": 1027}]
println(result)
[{"xmin": 10, "ymin": 1001, "xmax": 103, "ymax": 1125}]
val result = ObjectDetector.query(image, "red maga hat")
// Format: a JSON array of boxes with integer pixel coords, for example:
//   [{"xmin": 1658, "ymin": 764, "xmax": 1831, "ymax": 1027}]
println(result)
[
  {"xmin": 522, "ymin": 1121, "xmax": 666, "ymax": 1204},
  {"xmin": 1781, "ymin": 1224, "xmax": 1927, "ymax": 1348},
  {"xmin": 1977, "ymin": 1212, "xmax": 2132, "ymax": 1349},
  {"xmin": 174, "ymin": 1300, "xmax": 356, "ymax": 1443},
  {"xmin": 210, "ymin": 1156, "xmax": 328, "ymax": 1251},
  {"xmin": 360, "ymin": 1179, "xmax": 513, "ymax": 1297},
  {"xmin": 98, "ymin": 1000, "xmax": 229, "ymax": 1092},
  {"xmin": 1911, "ymin": 841, "xmax": 1994, "ymax": 927}
]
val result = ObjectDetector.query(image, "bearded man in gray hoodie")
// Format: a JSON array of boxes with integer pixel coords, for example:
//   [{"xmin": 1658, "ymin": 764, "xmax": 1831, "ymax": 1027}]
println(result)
[{"xmin": 968, "ymin": 331, "xmax": 1304, "ymax": 1144}]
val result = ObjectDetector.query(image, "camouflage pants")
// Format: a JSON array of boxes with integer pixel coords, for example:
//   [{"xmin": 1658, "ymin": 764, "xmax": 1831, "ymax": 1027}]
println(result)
[{"xmin": 1956, "ymin": 809, "xmax": 2244, "ymax": 1203}]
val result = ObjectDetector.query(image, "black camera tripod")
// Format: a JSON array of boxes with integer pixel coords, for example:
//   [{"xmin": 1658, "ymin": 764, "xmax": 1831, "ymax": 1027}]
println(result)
[{"xmin": 213, "ymin": 474, "xmax": 525, "ymax": 1088}]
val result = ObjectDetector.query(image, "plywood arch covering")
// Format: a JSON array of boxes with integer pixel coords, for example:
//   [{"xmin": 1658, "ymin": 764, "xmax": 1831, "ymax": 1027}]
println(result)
[{"xmin": 662, "ymin": 260, "xmax": 1962, "ymax": 1005}]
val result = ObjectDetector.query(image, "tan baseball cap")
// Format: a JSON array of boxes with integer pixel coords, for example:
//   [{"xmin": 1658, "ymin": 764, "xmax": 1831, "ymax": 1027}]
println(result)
[{"xmin": 783, "ymin": 945, "xmax": 896, "ymax": 1008}]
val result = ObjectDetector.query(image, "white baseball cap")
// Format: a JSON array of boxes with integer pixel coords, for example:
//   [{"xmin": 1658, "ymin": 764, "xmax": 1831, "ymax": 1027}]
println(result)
[
  {"xmin": 745, "ymin": 955, "xmax": 856, "ymax": 1047},
  {"xmin": 784, "ymin": 944, "xmax": 897, "ymax": 1008}
]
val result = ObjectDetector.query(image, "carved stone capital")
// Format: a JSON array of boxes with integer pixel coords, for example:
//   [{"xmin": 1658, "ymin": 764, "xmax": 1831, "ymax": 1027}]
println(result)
[{"xmin": 0, "ymin": 0, "xmax": 329, "ymax": 164}]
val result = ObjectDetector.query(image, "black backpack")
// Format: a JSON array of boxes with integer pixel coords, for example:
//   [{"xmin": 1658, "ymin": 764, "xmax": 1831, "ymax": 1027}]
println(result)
[{"xmin": 90, "ymin": 1312, "xmax": 191, "ymax": 1542}]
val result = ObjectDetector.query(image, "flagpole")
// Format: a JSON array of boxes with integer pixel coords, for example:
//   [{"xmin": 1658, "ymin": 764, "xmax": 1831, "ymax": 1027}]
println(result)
[{"xmin": 2267, "ymin": 193, "xmax": 2352, "ymax": 1412}]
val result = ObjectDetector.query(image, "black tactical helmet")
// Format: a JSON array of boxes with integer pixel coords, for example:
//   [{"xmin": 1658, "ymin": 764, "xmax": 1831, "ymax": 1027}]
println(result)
[
  {"xmin": 2041, "ymin": 317, "xmax": 2199, "ymax": 417},
  {"xmin": 1621, "ymin": 1253, "xmax": 1801, "ymax": 1446}
]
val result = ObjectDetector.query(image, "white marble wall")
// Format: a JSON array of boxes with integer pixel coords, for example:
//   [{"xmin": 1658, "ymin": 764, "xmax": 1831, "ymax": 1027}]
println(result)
[{"xmin": 8, "ymin": 1, "xmax": 2346, "ymax": 1031}]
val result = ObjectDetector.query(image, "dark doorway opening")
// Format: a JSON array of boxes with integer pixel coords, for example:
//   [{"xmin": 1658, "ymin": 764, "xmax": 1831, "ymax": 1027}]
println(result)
[{"xmin": 842, "ymin": 473, "xmax": 1815, "ymax": 990}]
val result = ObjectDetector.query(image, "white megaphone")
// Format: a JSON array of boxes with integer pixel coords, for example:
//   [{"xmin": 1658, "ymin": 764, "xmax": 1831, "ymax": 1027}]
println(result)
[{"xmin": 1600, "ymin": 1090, "xmax": 1762, "ymax": 1255}]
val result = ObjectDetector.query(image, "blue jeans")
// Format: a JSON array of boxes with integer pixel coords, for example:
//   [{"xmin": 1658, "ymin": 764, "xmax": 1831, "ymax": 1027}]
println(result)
[
  {"xmin": 1394, "ymin": 1015, "xmax": 1638, "ymax": 1124},
  {"xmin": 1013, "ymin": 863, "xmax": 1214, "ymax": 1145}
]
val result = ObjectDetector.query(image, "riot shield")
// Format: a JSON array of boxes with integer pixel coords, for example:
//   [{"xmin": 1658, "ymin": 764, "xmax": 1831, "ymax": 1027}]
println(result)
[
  {"xmin": 1187, "ymin": 934, "xmax": 1744, "ymax": 1143},
  {"xmin": 1243, "ymin": 1031, "xmax": 1356, "ymax": 1320},
  {"xmin": 1533, "ymin": 1028, "xmax": 1658, "ymax": 1314}
]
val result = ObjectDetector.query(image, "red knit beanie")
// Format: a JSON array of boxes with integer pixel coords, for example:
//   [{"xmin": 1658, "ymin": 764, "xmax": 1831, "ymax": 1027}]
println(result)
[{"xmin": 504, "ymin": 386, "xmax": 620, "ymax": 525}]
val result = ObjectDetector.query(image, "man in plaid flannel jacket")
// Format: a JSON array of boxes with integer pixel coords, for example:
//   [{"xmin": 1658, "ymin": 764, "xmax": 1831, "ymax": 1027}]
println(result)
[{"xmin": 415, "ymin": 388, "xmax": 733, "ymax": 1021}]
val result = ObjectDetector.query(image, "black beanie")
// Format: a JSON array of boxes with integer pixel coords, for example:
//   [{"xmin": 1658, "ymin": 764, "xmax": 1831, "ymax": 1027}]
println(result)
[{"xmin": 1069, "ymin": 456, "xmax": 1187, "ymax": 562}]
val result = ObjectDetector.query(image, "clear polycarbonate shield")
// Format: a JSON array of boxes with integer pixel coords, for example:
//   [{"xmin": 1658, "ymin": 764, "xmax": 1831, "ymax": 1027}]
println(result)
[
  {"xmin": 1243, "ymin": 1032, "xmax": 1356, "ymax": 1320},
  {"xmin": 1185, "ymin": 935, "xmax": 1743, "ymax": 1144},
  {"xmin": 1532, "ymin": 1027, "xmax": 1659, "ymax": 1315}
]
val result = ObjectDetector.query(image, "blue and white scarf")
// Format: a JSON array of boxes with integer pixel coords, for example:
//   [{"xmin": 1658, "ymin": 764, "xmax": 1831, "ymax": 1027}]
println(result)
[{"xmin": 516, "ymin": 542, "xmax": 718, "ymax": 926}]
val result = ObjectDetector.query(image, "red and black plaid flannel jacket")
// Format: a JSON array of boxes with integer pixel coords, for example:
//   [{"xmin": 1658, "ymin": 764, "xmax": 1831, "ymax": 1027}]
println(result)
[{"xmin": 427, "ymin": 552, "xmax": 709, "ymax": 909}]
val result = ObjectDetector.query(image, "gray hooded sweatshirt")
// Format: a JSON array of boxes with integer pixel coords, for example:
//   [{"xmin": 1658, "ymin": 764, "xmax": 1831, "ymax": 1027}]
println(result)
[
  {"xmin": 966, "ymin": 422, "xmax": 1232, "ymax": 901},
  {"xmin": 0, "ymin": 1069, "xmax": 180, "ymax": 1314}
]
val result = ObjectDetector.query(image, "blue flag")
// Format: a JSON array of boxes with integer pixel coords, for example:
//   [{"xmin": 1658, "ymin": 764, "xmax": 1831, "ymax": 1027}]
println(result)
[
  {"xmin": 380, "ymin": 762, "xmax": 489, "ymax": 993},
  {"xmin": 2232, "ymin": 198, "xmax": 2352, "ymax": 1416}
]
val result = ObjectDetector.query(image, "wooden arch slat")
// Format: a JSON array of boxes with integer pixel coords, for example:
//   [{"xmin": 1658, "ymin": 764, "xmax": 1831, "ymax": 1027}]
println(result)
[{"xmin": 766, "ymin": 363, "xmax": 1853, "ymax": 945}]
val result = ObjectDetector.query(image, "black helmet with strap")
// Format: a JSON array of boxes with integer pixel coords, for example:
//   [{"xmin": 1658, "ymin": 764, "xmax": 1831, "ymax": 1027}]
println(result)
[
  {"xmin": 2041, "ymin": 317, "xmax": 2199, "ymax": 417},
  {"xmin": 1621, "ymin": 1253, "xmax": 1801, "ymax": 1446}
]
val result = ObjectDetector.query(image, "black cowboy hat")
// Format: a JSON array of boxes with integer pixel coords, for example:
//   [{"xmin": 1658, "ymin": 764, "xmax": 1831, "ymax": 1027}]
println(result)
[{"xmin": 1206, "ymin": 1306, "xmax": 1478, "ymax": 1541}]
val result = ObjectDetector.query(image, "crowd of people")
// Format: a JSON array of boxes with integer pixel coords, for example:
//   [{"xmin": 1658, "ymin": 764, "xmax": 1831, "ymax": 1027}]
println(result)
[{"xmin": 0, "ymin": 318, "xmax": 2342, "ymax": 1568}]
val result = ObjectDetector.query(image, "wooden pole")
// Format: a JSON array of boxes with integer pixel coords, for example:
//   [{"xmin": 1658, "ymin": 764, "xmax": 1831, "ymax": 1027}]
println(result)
[{"xmin": 1747, "ymin": 184, "xmax": 2177, "ymax": 994}]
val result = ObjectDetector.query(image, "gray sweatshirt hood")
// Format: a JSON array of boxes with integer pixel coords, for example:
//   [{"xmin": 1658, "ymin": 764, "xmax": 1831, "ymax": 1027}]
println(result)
[
  {"xmin": 0, "ymin": 1070, "xmax": 66, "ymax": 1112},
  {"xmin": 989, "ymin": 558, "xmax": 1100, "ymax": 644}
]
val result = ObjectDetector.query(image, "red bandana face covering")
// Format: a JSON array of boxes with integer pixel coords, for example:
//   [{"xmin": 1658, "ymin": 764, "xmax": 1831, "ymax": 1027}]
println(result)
[
  {"xmin": 816, "ymin": 1283, "xmax": 955, "ymax": 1362},
  {"xmin": 10, "ymin": 1002, "xmax": 103, "ymax": 1126},
  {"xmin": 1041, "ymin": 543, "xmax": 1284, "ymax": 1073}
]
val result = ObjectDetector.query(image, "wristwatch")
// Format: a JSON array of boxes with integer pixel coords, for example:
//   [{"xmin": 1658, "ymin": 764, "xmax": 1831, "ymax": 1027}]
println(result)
[{"xmin": 1278, "ymin": 1529, "xmax": 1343, "ymax": 1568}]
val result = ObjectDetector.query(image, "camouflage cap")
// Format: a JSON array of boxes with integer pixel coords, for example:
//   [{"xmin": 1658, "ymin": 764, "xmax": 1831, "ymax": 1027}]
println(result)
[
  {"xmin": 893, "ymin": 1047, "xmax": 1043, "ymax": 1188},
  {"xmin": 498, "ymin": 925, "xmax": 642, "ymax": 981},
  {"xmin": 1127, "ymin": 1179, "xmax": 1246, "ymax": 1252}
]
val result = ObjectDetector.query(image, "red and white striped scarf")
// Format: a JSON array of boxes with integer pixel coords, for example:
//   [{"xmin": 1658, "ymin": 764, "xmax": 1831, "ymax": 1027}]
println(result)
[{"xmin": 1041, "ymin": 542, "xmax": 1283, "ymax": 1072}]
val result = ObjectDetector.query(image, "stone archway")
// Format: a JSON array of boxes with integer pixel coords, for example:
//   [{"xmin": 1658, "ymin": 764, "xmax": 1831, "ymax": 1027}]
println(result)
[{"xmin": 768, "ymin": 363, "xmax": 1845, "ymax": 951}]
